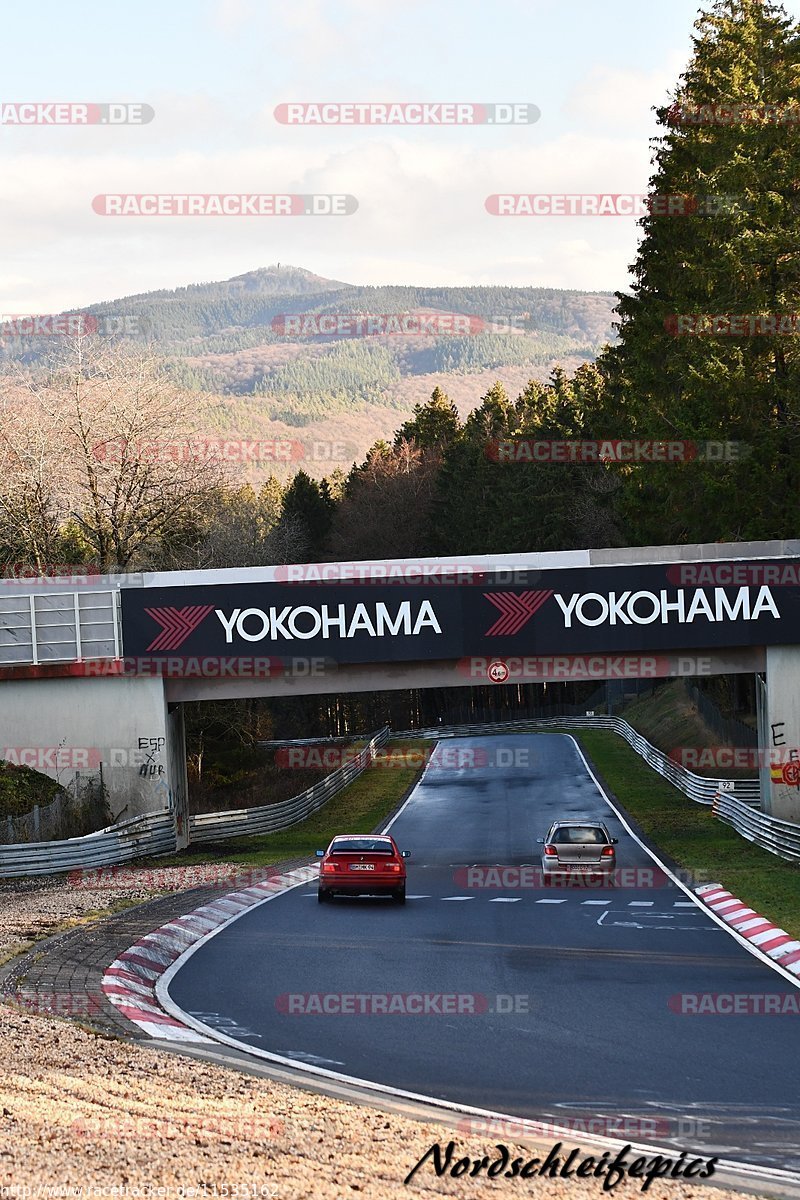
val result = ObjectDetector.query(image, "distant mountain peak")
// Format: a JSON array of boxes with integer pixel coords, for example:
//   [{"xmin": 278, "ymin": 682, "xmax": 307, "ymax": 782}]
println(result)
[{"xmin": 228, "ymin": 264, "xmax": 350, "ymax": 292}]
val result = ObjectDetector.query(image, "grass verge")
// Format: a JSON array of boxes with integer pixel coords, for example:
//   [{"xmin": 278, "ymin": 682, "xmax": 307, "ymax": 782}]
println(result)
[
  {"xmin": 576, "ymin": 728, "xmax": 800, "ymax": 941},
  {"xmin": 140, "ymin": 738, "xmax": 433, "ymax": 870},
  {"xmin": 619, "ymin": 679, "xmax": 756, "ymax": 778}
]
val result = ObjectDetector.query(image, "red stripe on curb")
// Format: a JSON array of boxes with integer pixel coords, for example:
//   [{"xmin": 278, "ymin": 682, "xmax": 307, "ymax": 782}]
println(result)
[
  {"xmin": 758, "ymin": 932, "xmax": 794, "ymax": 951},
  {"xmin": 102, "ymin": 865, "xmax": 315, "ymax": 1040},
  {"xmin": 113, "ymin": 1003, "xmax": 189, "ymax": 1028},
  {"xmin": 695, "ymin": 885, "xmax": 800, "ymax": 982}
]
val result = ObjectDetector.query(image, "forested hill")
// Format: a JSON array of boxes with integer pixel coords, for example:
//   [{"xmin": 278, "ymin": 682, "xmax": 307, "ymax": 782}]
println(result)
[
  {"xmin": 76, "ymin": 263, "xmax": 616, "ymax": 348},
  {"xmin": 0, "ymin": 265, "xmax": 617, "ymax": 461}
]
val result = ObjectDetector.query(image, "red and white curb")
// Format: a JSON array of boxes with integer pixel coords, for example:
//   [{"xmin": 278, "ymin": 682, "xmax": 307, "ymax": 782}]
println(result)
[
  {"xmin": 696, "ymin": 883, "xmax": 800, "ymax": 975},
  {"xmin": 101, "ymin": 864, "xmax": 318, "ymax": 1040}
]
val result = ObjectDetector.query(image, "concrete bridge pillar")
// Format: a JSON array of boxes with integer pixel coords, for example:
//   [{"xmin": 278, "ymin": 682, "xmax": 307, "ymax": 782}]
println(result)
[
  {"xmin": 763, "ymin": 646, "xmax": 800, "ymax": 822},
  {"xmin": 0, "ymin": 675, "xmax": 183, "ymax": 828}
]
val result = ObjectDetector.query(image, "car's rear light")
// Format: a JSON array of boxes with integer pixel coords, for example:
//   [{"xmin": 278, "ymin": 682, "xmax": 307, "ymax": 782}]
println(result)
[
  {"xmin": 386, "ymin": 861, "xmax": 402, "ymax": 872},
  {"xmin": 543, "ymin": 845, "xmax": 557, "ymax": 855},
  {"xmin": 322, "ymin": 860, "xmax": 341, "ymax": 872},
  {"xmin": 601, "ymin": 846, "xmax": 615, "ymax": 857}
]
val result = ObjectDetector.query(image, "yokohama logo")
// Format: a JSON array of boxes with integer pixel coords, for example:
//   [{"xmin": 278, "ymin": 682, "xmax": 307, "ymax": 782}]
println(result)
[
  {"xmin": 555, "ymin": 585, "xmax": 778, "ymax": 628},
  {"xmin": 144, "ymin": 606, "xmax": 215, "ymax": 651},
  {"xmin": 484, "ymin": 590, "xmax": 553, "ymax": 635}
]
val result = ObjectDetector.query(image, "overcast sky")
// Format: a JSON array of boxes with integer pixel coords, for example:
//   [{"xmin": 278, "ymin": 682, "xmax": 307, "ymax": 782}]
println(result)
[{"xmin": 2, "ymin": 0, "xmax": 797, "ymax": 312}]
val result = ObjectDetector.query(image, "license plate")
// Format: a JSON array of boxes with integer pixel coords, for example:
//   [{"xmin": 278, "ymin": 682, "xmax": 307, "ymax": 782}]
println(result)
[{"xmin": 350, "ymin": 863, "xmax": 375, "ymax": 871}]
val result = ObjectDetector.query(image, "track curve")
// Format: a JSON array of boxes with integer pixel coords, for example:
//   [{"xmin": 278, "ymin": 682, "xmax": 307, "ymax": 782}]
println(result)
[{"xmin": 164, "ymin": 734, "xmax": 800, "ymax": 1173}]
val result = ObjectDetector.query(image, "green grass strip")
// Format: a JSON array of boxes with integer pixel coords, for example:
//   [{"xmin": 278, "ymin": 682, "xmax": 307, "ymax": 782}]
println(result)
[
  {"xmin": 145, "ymin": 738, "xmax": 432, "ymax": 870},
  {"xmin": 576, "ymin": 728, "xmax": 800, "ymax": 942}
]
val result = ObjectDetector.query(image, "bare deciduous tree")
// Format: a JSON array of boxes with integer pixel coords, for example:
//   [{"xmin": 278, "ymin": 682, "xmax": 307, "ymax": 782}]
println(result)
[
  {"xmin": 5, "ymin": 338, "xmax": 226, "ymax": 570},
  {"xmin": 0, "ymin": 382, "xmax": 67, "ymax": 571}
]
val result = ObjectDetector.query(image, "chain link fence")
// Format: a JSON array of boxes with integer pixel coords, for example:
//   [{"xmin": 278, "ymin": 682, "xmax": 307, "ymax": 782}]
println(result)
[{"xmin": 3, "ymin": 773, "xmax": 110, "ymax": 844}]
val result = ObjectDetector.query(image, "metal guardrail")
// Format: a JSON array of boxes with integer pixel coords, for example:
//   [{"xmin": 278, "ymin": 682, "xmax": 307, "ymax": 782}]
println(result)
[
  {"xmin": 0, "ymin": 727, "xmax": 391, "ymax": 875},
  {"xmin": 9, "ymin": 718, "xmax": 797, "ymax": 875},
  {"xmin": 713, "ymin": 791, "xmax": 800, "ymax": 865},
  {"xmin": 189, "ymin": 726, "xmax": 391, "ymax": 844},
  {"xmin": 0, "ymin": 809, "xmax": 177, "ymax": 878},
  {"xmin": 396, "ymin": 716, "xmax": 762, "ymax": 809}
]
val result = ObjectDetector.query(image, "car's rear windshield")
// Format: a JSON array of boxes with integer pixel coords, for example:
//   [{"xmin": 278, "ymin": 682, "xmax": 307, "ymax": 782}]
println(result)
[
  {"xmin": 551, "ymin": 827, "xmax": 608, "ymax": 844},
  {"xmin": 330, "ymin": 838, "xmax": 394, "ymax": 854}
]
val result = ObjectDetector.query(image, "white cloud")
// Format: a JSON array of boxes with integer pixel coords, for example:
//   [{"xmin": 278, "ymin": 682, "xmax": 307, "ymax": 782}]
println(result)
[
  {"xmin": 565, "ymin": 54, "xmax": 686, "ymax": 132},
  {"xmin": 0, "ymin": 130, "xmax": 654, "ymax": 310}
]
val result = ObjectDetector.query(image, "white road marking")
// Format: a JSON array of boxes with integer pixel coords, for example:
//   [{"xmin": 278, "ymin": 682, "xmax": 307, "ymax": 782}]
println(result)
[
  {"xmin": 535, "ymin": 899, "xmax": 568, "ymax": 904},
  {"xmin": 441, "ymin": 896, "xmax": 474, "ymax": 901},
  {"xmin": 280, "ymin": 1051, "xmax": 346, "ymax": 1066},
  {"xmin": 629, "ymin": 901, "xmax": 654, "ymax": 907},
  {"xmin": 489, "ymin": 897, "xmax": 521, "ymax": 903},
  {"xmin": 581, "ymin": 900, "xmax": 612, "ymax": 905},
  {"xmin": 597, "ymin": 910, "xmax": 722, "ymax": 931}
]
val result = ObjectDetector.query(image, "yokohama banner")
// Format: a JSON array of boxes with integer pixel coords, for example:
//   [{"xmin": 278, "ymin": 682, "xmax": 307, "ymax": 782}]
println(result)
[{"xmin": 119, "ymin": 560, "xmax": 800, "ymax": 666}]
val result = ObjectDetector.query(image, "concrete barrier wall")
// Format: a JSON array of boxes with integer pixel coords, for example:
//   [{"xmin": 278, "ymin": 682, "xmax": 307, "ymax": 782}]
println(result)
[{"xmin": 0, "ymin": 675, "xmax": 174, "ymax": 820}]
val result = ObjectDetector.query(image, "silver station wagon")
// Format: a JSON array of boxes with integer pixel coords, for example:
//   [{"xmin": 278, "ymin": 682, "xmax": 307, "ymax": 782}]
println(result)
[{"xmin": 538, "ymin": 821, "xmax": 619, "ymax": 883}]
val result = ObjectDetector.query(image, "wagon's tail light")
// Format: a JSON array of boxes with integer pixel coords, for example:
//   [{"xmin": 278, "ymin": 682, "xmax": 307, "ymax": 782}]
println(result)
[
  {"xmin": 543, "ymin": 845, "xmax": 557, "ymax": 856},
  {"xmin": 601, "ymin": 846, "xmax": 615, "ymax": 857}
]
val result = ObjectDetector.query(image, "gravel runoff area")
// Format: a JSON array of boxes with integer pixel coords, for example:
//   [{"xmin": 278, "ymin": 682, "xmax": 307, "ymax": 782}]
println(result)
[{"xmin": 0, "ymin": 869, "xmax": 766, "ymax": 1200}]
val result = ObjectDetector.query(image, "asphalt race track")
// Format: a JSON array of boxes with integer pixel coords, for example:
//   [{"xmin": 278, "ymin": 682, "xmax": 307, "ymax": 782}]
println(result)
[{"xmin": 167, "ymin": 734, "xmax": 800, "ymax": 1172}]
